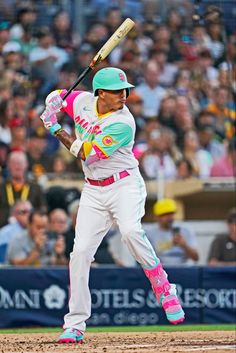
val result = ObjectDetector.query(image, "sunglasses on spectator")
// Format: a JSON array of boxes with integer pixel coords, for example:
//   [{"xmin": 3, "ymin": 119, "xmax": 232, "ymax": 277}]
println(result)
[{"xmin": 16, "ymin": 209, "xmax": 32, "ymax": 215}]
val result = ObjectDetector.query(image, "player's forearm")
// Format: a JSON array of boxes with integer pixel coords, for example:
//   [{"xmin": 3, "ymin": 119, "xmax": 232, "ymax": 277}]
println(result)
[{"xmin": 55, "ymin": 129, "xmax": 85, "ymax": 160}]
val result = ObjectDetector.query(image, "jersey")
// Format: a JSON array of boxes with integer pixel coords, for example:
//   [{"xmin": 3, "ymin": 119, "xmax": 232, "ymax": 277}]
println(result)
[{"xmin": 59, "ymin": 90, "xmax": 139, "ymax": 180}]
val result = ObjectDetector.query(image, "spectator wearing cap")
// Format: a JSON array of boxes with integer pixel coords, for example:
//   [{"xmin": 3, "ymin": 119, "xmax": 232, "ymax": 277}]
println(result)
[
  {"xmin": 210, "ymin": 137, "xmax": 236, "ymax": 177},
  {"xmin": 0, "ymin": 151, "xmax": 46, "ymax": 227},
  {"xmin": 0, "ymin": 20, "xmax": 11, "ymax": 52},
  {"xmin": 208, "ymin": 208, "xmax": 236, "ymax": 266},
  {"xmin": 0, "ymin": 200, "xmax": 32, "ymax": 263},
  {"xmin": 143, "ymin": 198, "xmax": 199, "ymax": 266},
  {"xmin": 9, "ymin": 116, "xmax": 27, "ymax": 152}
]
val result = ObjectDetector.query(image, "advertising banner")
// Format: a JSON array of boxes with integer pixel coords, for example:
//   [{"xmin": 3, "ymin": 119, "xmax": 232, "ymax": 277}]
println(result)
[{"xmin": 0, "ymin": 267, "xmax": 235, "ymax": 328}]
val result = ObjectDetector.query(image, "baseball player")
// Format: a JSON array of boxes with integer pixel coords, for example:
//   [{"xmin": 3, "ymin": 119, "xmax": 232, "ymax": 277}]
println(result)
[{"xmin": 40, "ymin": 67, "xmax": 185, "ymax": 344}]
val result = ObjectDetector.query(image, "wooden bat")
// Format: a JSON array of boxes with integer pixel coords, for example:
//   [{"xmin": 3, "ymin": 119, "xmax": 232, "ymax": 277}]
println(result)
[{"xmin": 62, "ymin": 18, "xmax": 135, "ymax": 101}]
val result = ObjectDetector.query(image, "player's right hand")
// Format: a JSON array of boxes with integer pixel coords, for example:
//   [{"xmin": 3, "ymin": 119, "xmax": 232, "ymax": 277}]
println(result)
[
  {"xmin": 40, "ymin": 107, "xmax": 62, "ymax": 135},
  {"xmin": 40, "ymin": 106, "xmax": 59, "ymax": 129}
]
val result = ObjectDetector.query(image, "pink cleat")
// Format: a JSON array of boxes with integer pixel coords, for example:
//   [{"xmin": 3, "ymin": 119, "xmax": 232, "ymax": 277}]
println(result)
[{"xmin": 144, "ymin": 263, "xmax": 185, "ymax": 324}]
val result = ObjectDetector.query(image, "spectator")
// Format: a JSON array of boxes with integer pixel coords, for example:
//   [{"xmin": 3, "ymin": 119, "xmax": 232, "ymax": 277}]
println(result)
[
  {"xmin": 181, "ymin": 129, "xmax": 213, "ymax": 178},
  {"xmin": 135, "ymin": 60, "xmax": 166, "ymax": 118},
  {"xmin": 48, "ymin": 208, "xmax": 69, "ymax": 240},
  {"xmin": 144, "ymin": 198, "xmax": 199, "ymax": 266},
  {"xmin": 0, "ymin": 100, "xmax": 11, "ymax": 145},
  {"xmin": 9, "ymin": 7, "xmax": 37, "ymax": 41},
  {"xmin": 0, "ymin": 200, "xmax": 32, "ymax": 263},
  {"xmin": 0, "ymin": 151, "xmax": 46, "ymax": 227},
  {"xmin": 0, "ymin": 20, "xmax": 11, "ymax": 52},
  {"xmin": 210, "ymin": 137, "xmax": 236, "ymax": 177},
  {"xmin": 150, "ymin": 49, "xmax": 178, "ymax": 88},
  {"xmin": 208, "ymin": 208, "xmax": 236, "ymax": 266},
  {"xmin": 126, "ymin": 90, "xmax": 145, "ymax": 141},
  {"xmin": 205, "ymin": 21, "xmax": 225, "ymax": 63},
  {"xmin": 157, "ymin": 92, "xmax": 177, "ymax": 131},
  {"xmin": 29, "ymin": 26, "xmax": 69, "ymax": 103},
  {"xmin": 173, "ymin": 95, "xmax": 195, "ymax": 146},
  {"xmin": 26, "ymin": 129, "xmax": 54, "ymax": 182},
  {"xmin": 7, "ymin": 210, "xmax": 66, "ymax": 266},
  {"xmin": 139, "ymin": 127, "xmax": 177, "ymax": 180},
  {"xmin": 197, "ymin": 123, "xmax": 225, "ymax": 161},
  {"xmin": 9, "ymin": 117, "xmax": 27, "ymax": 152},
  {"xmin": 51, "ymin": 10, "xmax": 80, "ymax": 53},
  {"xmin": 205, "ymin": 86, "xmax": 235, "ymax": 141},
  {"xmin": 47, "ymin": 207, "xmax": 68, "ymax": 266},
  {"xmin": 175, "ymin": 158, "xmax": 194, "ymax": 179}
]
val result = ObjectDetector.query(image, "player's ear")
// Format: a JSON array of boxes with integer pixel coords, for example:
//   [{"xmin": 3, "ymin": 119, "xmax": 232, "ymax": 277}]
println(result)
[{"xmin": 98, "ymin": 89, "xmax": 105, "ymax": 98}]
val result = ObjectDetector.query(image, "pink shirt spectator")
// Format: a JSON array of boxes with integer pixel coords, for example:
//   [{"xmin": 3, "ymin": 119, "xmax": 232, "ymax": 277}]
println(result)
[{"xmin": 210, "ymin": 156, "xmax": 235, "ymax": 177}]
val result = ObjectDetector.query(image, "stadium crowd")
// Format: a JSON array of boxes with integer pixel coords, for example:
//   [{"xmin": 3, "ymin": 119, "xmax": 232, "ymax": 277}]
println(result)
[{"xmin": 0, "ymin": 0, "xmax": 235, "ymax": 267}]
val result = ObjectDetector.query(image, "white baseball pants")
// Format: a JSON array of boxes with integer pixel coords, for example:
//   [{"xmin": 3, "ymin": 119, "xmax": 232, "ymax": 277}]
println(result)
[{"xmin": 63, "ymin": 168, "xmax": 159, "ymax": 332}]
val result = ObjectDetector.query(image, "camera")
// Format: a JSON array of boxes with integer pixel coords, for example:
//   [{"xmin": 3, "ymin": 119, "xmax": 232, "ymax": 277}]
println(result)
[{"xmin": 172, "ymin": 227, "xmax": 180, "ymax": 236}]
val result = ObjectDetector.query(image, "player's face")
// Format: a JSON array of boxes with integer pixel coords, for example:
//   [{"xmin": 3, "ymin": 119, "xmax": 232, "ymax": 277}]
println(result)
[{"xmin": 99, "ymin": 89, "xmax": 127, "ymax": 112}]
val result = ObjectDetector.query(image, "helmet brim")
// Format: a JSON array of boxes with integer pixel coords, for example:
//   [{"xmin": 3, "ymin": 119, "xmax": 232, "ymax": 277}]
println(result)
[{"xmin": 94, "ymin": 82, "xmax": 134, "ymax": 96}]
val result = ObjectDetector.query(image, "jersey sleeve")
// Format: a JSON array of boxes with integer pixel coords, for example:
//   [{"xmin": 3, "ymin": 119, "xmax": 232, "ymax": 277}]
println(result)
[
  {"xmin": 57, "ymin": 89, "xmax": 84, "ymax": 120},
  {"xmin": 85, "ymin": 122, "xmax": 133, "ymax": 166}
]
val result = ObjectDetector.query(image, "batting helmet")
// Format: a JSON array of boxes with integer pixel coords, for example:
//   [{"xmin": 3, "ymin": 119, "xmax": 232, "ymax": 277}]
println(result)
[
  {"xmin": 92, "ymin": 67, "xmax": 134, "ymax": 97},
  {"xmin": 153, "ymin": 198, "xmax": 177, "ymax": 216}
]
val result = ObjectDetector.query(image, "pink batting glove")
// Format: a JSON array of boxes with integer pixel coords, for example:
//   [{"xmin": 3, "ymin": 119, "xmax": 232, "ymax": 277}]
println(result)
[
  {"xmin": 40, "ymin": 107, "xmax": 59, "ymax": 129},
  {"xmin": 45, "ymin": 90, "xmax": 67, "ymax": 111}
]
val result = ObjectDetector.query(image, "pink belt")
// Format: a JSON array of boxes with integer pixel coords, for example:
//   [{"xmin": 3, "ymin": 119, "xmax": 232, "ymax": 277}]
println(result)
[{"xmin": 86, "ymin": 170, "xmax": 130, "ymax": 187}]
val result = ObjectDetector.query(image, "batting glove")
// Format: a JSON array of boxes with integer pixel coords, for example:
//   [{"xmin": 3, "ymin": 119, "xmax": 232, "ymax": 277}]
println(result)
[
  {"xmin": 45, "ymin": 90, "xmax": 67, "ymax": 111},
  {"xmin": 40, "ymin": 107, "xmax": 62, "ymax": 135}
]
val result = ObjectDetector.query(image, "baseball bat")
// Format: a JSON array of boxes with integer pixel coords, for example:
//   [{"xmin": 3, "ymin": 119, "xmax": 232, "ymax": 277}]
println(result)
[{"xmin": 62, "ymin": 18, "xmax": 135, "ymax": 101}]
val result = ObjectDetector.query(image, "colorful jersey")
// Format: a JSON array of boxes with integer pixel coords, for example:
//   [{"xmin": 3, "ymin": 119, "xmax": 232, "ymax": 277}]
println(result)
[{"xmin": 59, "ymin": 90, "xmax": 139, "ymax": 179}]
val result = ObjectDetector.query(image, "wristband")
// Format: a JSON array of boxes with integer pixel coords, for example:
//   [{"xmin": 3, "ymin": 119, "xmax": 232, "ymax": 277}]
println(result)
[
  {"xmin": 70, "ymin": 138, "xmax": 83, "ymax": 157},
  {"xmin": 49, "ymin": 123, "xmax": 62, "ymax": 135}
]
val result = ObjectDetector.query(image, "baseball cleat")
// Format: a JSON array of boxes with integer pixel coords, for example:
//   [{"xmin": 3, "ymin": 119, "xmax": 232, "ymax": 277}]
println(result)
[
  {"xmin": 58, "ymin": 328, "xmax": 84, "ymax": 344},
  {"xmin": 160, "ymin": 293, "xmax": 185, "ymax": 324}
]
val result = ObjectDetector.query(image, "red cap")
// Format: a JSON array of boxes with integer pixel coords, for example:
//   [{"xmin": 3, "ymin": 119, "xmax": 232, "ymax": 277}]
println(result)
[{"xmin": 9, "ymin": 117, "xmax": 25, "ymax": 128}]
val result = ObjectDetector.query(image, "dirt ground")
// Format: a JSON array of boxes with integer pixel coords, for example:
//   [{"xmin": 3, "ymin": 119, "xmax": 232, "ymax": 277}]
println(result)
[{"xmin": 0, "ymin": 331, "xmax": 235, "ymax": 353}]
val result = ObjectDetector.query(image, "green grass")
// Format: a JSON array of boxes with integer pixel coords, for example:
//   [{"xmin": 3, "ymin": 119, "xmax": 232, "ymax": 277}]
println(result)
[{"xmin": 0, "ymin": 324, "xmax": 235, "ymax": 334}]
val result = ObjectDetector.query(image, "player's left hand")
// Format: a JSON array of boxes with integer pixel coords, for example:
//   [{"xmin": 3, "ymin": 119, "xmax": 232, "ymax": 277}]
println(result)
[{"xmin": 45, "ymin": 90, "xmax": 67, "ymax": 111}]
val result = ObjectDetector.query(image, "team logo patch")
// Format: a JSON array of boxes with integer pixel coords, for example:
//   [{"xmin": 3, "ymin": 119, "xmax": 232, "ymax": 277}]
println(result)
[
  {"xmin": 102, "ymin": 135, "xmax": 113, "ymax": 146},
  {"xmin": 119, "ymin": 73, "xmax": 125, "ymax": 81}
]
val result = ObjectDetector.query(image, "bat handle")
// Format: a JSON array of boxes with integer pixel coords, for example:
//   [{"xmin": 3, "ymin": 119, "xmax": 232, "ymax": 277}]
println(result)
[{"xmin": 62, "ymin": 66, "xmax": 93, "ymax": 101}]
